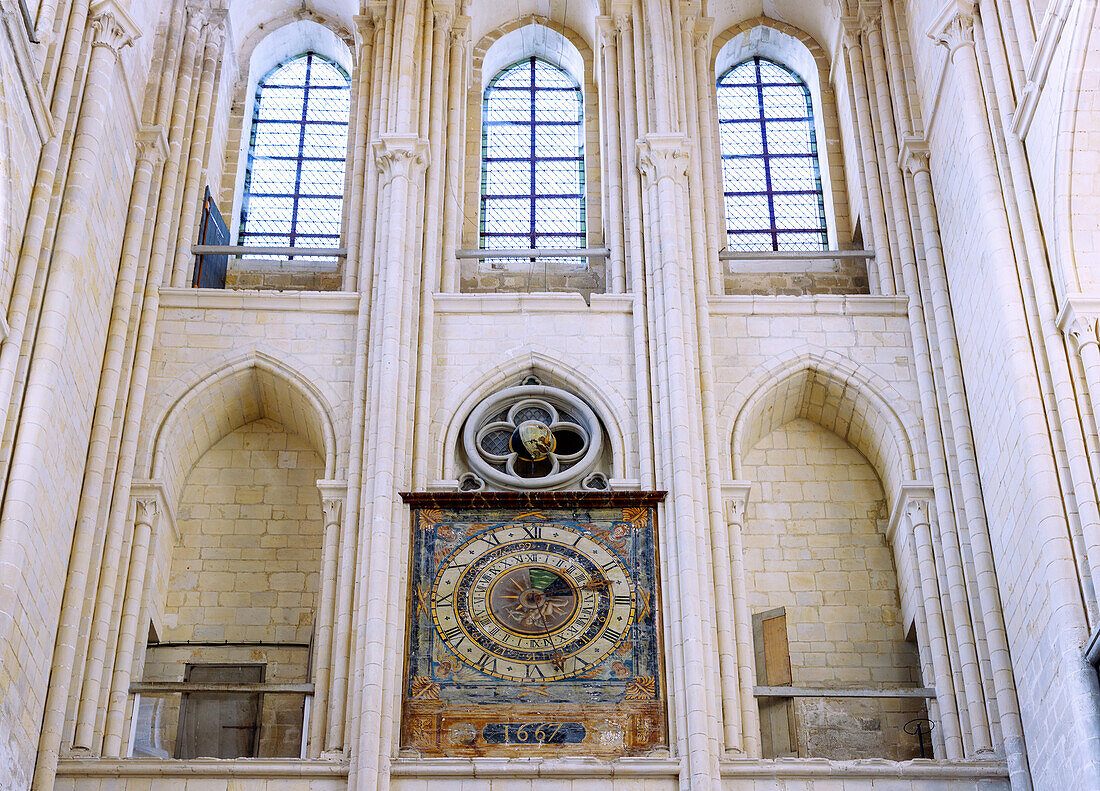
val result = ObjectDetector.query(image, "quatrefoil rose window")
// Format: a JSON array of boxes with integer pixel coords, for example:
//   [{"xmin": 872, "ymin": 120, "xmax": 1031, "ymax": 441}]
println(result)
[{"xmin": 463, "ymin": 386, "xmax": 603, "ymax": 490}]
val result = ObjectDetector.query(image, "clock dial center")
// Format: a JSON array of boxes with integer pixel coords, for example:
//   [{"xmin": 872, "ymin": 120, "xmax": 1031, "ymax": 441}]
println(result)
[{"xmin": 490, "ymin": 566, "xmax": 577, "ymax": 635}]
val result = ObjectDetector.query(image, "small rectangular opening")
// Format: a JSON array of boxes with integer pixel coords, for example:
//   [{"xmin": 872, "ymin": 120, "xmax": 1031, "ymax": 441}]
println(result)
[{"xmin": 176, "ymin": 663, "xmax": 265, "ymax": 759}]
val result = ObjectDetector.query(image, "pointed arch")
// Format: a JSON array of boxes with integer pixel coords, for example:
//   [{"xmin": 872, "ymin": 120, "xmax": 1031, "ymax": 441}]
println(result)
[
  {"xmin": 725, "ymin": 349, "xmax": 921, "ymax": 502},
  {"xmin": 148, "ymin": 350, "xmax": 338, "ymax": 507},
  {"xmin": 438, "ymin": 349, "xmax": 631, "ymax": 482}
]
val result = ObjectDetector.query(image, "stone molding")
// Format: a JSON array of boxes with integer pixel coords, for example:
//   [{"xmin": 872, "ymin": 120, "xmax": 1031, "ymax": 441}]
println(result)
[
  {"xmin": 432, "ymin": 292, "xmax": 634, "ymax": 315},
  {"xmin": 158, "ymin": 286, "xmax": 359, "ymax": 313},
  {"xmin": 1056, "ymin": 295, "xmax": 1100, "ymax": 351},
  {"xmin": 56, "ymin": 759, "xmax": 349, "ymax": 778},
  {"xmin": 1011, "ymin": 0, "xmax": 1075, "ymax": 136},
  {"xmin": 0, "ymin": 3, "xmax": 53, "ymax": 140},
  {"xmin": 636, "ymin": 134, "xmax": 691, "ymax": 185},
  {"xmin": 374, "ymin": 135, "xmax": 430, "ymax": 184},
  {"xmin": 708, "ymin": 294, "xmax": 909, "ymax": 316},
  {"xmin": 88, "ymin": 0, "xmax": 140, "ymax": 55}
]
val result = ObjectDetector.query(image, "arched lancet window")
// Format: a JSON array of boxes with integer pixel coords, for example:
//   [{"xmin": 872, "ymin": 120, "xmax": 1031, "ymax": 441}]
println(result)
[
  {"xmin": 480, "ymin": 57, "xmax": 585, "ymax": 258},
  {"xmin": 239, "ymin": 52, "xmax": 350, "ymax": 251},
  {"xmin": 717, "ymin": 57, "xmax": 827, "ymax": 252}
]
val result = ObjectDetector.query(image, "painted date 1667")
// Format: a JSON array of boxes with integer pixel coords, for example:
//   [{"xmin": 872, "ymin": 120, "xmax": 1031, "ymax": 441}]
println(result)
[{"xmin": 481, "ymin": 722, "xmax": 586, "ymax": 745}]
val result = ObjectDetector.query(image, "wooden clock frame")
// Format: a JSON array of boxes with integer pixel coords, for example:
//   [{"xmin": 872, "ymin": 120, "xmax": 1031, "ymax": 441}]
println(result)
[{"xmin": 398, "ymin": 491, "xmax": 668, "ymax": 758}]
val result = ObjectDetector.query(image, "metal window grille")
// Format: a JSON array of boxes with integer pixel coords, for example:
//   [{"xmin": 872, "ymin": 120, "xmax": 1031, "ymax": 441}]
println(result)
[
  {"xmin": 717, "ymin": 57, "xmax": 828, "ymax": 252},
  {"xmin": 479, "ymin": 57, "xmax": 586, "ymax": 265},
  {"xmin": 239, "ymin": 52, "xmax": 350, "ymax": 259}
]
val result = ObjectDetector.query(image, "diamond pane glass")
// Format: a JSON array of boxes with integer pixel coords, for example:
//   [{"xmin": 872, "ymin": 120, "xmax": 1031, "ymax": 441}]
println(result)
[
  {"xmin": 716, "ymin": 57, "xmax": 827, "ymax": 251},
  {"xmin": 239, "ymin": 52, "xmax": 350, "ymax": 252},
  {"xmin": 480, "ymin": 57, "xmax": 585, "ymax": 255}
]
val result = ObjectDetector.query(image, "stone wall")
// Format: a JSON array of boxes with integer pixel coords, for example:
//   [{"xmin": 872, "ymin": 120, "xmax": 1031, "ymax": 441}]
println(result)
[
  {"xmin": 160, "ymin": 418, "xmax": 323, "ymax": 645},
  {"xmin": 742, "ymin": 418, "xmax": 925, "ymax": 760}
]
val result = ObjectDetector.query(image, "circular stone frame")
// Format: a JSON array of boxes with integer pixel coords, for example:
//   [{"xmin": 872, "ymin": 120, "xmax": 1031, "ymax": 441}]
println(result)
[{"xmin": 462, "ymin": 385, "xmax": 604, "ymax": 490}]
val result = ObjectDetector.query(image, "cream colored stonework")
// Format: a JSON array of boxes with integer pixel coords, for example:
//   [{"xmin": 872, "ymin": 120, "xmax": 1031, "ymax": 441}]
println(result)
[{"xmin": 0, "ymin": 0, "xmax": 1096, "ymax": 790}]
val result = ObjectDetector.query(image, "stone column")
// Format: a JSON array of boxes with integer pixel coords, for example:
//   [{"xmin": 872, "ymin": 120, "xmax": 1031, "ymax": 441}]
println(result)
[
  {"xmin": 0, "ymin": 0, "xmax": 138, "ymax": 740},
  {"xmin": 930, "ymin": 9, "xmax": 1036, "ymax": 781},
  {"xmin": 597, "ymin": 16, "xmax": 626, "ymax": 293},
  {"xmin": 30, "ymin": 124, "xmax": 166, "ymax": 789},
  {"xmin": 723, "ymin": 483, "xmax": 761, "ymax": 758},
  {"xmin": 1060, "ymin": 299, "xmax": 1100, "ymax": 436},
  {"xmin": 102, "ymin": 492, "xmax": 162, "ymax": 756},
  {"xmin": 637, "ymin": 133, "xmax": 719, "ymax": 789},
  {"xmin": 439, "ymin": 13, "xmax": 469, "ymax": 293},
  {"xmin": 839, "ymin": 18, "xmax": 894, "ymax": 295},
  {"xmin": 310, "ymin": 484, "xmax": 346, "ymax": 756},
  {"xmin": 74, "ymin": 0, "xmax": 208, "ymax": 750},
  {"xmin": 900, "ymin": 487, "xmax": 964, "ymax": 758},
  {"xmin": 170, "ymin": 8, "xmax": 227, "ymax": 287},
  {"xmin": 352, "ymin": 135, "xmax": 429, "ymax": 789}
]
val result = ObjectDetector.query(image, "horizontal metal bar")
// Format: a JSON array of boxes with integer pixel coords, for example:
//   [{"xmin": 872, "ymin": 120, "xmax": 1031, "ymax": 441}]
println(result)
[
  {"xmin": 754, "ymin": 686, "xmax": 935, "ymax": 699},
  {"xmin": 192, "ymin": 245, "xmax": 347, "ymax": 257},
  {"xmin": 720, "ymin": 249, "xmax": 875, "ymax": 261},
  {"xmin": 130, "ymin": 682, "xmax": 314, "ymax": 694},
  {"xmin": 457, "ymin": 248, "xmax": 609, "ymax": 259}
]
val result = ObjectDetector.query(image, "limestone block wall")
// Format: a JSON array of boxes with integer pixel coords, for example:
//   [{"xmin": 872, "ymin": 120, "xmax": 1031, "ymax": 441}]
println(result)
[
  {"xmin": 722, "ymin": 259, "xmax": 871, "ymax": 296},
  {"xmin": 742, "ymin": 418, "xmax": 925, "ymax": 760},
  {"xmin": 158, "ymin": 419, "xmax": 323, "ymax": 644}
]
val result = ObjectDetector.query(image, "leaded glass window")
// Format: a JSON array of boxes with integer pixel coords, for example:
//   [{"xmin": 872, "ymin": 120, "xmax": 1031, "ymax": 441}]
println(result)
[
  {"xmin": 239, "ymin": 52, "xmax": 350, "ymax": 253},
  {"xmin": 717, "ymin": 57, "xmax": 827, "ymax": 252},
  {"xmin": 480, "ymin": 57, "xmax": 585, "ymax": 262}
]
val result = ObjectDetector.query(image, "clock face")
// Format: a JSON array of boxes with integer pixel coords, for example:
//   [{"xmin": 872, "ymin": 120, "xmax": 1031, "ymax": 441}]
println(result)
[{"xmin": 431, "ymin": 523, "xmax": 635, "ymax": 682}]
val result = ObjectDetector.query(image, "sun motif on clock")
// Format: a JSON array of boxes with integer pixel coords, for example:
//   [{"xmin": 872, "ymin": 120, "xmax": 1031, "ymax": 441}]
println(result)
[
  {"xmin": 400, "ymin": 492, "xmax": 668, "ymax": 758},
  {"xmin": 431, "ymin": 523, "xmax": 636, "ymax": 682}
]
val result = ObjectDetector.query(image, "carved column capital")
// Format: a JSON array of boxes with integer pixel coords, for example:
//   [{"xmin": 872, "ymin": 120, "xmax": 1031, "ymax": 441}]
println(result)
[
  {"xmin": 693, "ymin": 18, "xmax": 713, "ymax": 49},
  {"xmin": 929, "ymin": 1, "xmax": 977, "ymax": 54},
  {"xmin": 133, "ymin": 497, "xmax": 159, "ymax": 527},
  {"xmin": 596, "ymin": 16, "xmax": 618, "ymax": 46},
  {"xmin": 857, "ymin": 1, "xmax": 882, "ymax": 36},
  {"xmin": 1059, "ymin": 299, "xmax": 1100, "ymax": 352},
  {"xmin": 840, "ymin": 17, "xmax": 863, "ymax": 53},
  {"xmin": 637, "ymin": 134, "xmax": 691, "ymax": 186},
  {"xmin": 903, "ymin": 496, "xmax": 931, "ymax": 527},
  {"xmin": 722, "ymin": 482, "xmax": 752, "ymax": 527},
  {"xmin": 899, "ymin": 136, "xmax": 931, "ymax": 176},
  {"xmin": 89, "ymin": 0, "xmax": 140, "ymax": 56},
  {"xmin": 368, "ymin": 1, "xmax": 387, "ymax": 28},
  {"xmin": 611, "ymin": 9, "xmax": 632, "ymax": 37},
  {"xmin": 450, "ymin": 15, "xmax": 471, "ymax": 47},
  {"xmin": 374, "ymin": 135, "xmax": 430, "ymax": 184},
  {"xmin": 136, "ymin": 125, "xmax": 168, "ymax": 166},
  {"xmin": 202, "ymin": 6, "xmax": 228, "ymax": 37},
  {"xmin": 433, "ymin": 8, "xmax": 454, "ymax": 33},
  {"xmin": 322, "ymin": 497, "xmax": 344, "ymax": 528}
]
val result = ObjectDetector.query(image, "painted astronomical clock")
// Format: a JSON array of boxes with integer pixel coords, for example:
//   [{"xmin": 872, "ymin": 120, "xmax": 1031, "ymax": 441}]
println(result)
[{"xmin": 400, "ymin": 491, "xmax": 668, "ymax": 757}]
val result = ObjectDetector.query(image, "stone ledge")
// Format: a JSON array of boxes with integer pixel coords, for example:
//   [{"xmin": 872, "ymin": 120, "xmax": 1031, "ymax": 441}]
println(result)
[
  {"xmin": 158, "ymin": 287, "xmax": 360, "ymax": 313},
  {"xmin": 389, "ymin": 756, "xmax": 680, "ymax": 777},
  {"xmin": 719, "ymin": 757, "xmax": 1009, "ymax": 779},
  {"xmin": 433, "ymin": 292, "xmax": 635, "ymax": 314},
  {"xmin": 709, "ymin": 295, "xmax": 909, "ymax": 316},
  {"xmin": 55, "ymin": 759, "xmax": 348, "ymax": 778}
]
